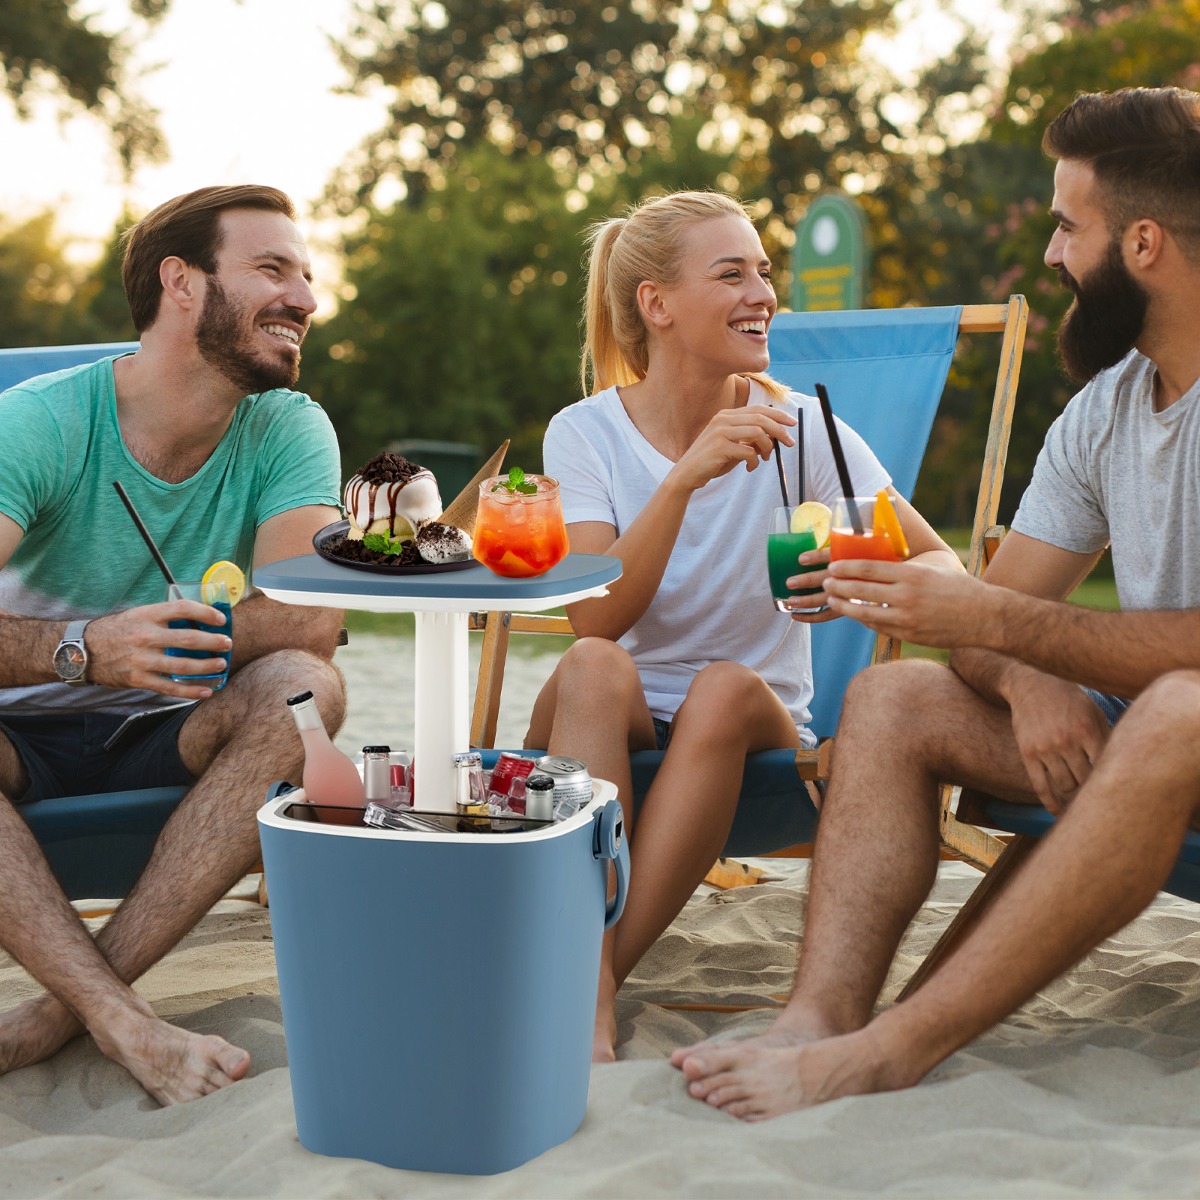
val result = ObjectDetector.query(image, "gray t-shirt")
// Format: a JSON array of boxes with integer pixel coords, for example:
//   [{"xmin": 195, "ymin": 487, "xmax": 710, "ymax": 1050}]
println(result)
[{"xmin": 1013, "ymin": 350, "xmax": 1200, "ymax": 610}]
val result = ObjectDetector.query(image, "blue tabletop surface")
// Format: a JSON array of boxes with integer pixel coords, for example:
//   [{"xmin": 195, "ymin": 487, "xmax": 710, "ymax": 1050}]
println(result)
[{"xmin": 254, "ymin": 551, "xmax": 621, "ymax": 603}]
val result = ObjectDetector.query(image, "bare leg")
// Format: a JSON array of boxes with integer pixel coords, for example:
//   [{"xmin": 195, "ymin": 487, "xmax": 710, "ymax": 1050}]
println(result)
[
  {"xmin": 679, "ymin": 668, "xmax": 1200, "ymax": 1119},
  {"xmin": 529, "ymin": 647, "xmax": 802, "ymax": 1061},
  {"xmin": 526, "ymin": 639, "xmax": 657, "ymax": 1061},
  {"xmin": 672, "ymin": 659, "xmax": 1038, "ymax": 1095},
  {"xmin": 0, "ymin": 649, "xmax": 344, "ymax": 1104}
]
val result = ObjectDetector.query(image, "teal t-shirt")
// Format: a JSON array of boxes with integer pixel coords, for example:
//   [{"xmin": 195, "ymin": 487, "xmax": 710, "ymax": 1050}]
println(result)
[{"xmin": 0, "ymin": 355, "xmax": 341, "ymax": 712}]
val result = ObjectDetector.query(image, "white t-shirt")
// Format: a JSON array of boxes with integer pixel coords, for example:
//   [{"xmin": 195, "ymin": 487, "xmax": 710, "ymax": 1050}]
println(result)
[
  {"xmin": 1013, "ymin": 350, "xmax": 1200, "ymax": 611},
  {"xmin": 543, "ymin": 380, "xmax": 891, "ymax": 744}
]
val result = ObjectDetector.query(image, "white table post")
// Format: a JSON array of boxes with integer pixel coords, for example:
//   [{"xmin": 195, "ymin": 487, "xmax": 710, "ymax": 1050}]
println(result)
[{"xmin": 413, "ymin": 610, "xmax": 470, "ymax": 813}]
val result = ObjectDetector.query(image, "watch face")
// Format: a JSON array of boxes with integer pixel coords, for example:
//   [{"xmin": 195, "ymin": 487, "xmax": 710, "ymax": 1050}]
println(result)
[{"xmin": 54, "ymin": 642, "xmax": 87, "ymax": 681}]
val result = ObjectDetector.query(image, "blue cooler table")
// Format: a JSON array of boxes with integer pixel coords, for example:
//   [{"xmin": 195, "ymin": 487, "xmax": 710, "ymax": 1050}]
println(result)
[{"xmin": 254, "ymin": 552, "xmax": 628, "ymax": 1174}]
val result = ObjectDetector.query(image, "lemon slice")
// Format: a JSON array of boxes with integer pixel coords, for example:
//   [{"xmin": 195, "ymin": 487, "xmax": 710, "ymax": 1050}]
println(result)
[
  {"xmin": 201, "ymin": 560, "xmax": 247, "ymax": 606},
  {"xmin": 873, "ymin": 490, "xmax": 910, "ymax": 559},
  {"xmin": 790, "ymin": 501, "xmax": 833, "ymax": 547}
]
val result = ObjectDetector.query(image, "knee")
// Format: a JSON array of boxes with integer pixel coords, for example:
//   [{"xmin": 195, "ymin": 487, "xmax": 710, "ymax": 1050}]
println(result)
[
  {"xmin": 1120, "ymin": 671, "xmax": 1200, "ymax": 745},
  {"xmin": 233, "ymin": 649, "xmax": 347, "ymax": 734},
  {"xmin": 674, "ymin": 661, "xmax": 767, "ymax": 738},
  {"xmin": 841, "ymin": 659, "xmax": 953, "ymax": 730},
  {"xmin": 555, "ymin": 638, "xmax": 640, "ymax": 703}
]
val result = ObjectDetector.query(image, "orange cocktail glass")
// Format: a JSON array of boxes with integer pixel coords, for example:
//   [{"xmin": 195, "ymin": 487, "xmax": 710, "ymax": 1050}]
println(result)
[
  {"xmin": 828, "ymin": 495, "xmax": 908, "ymax": 563},
  {"xmin": 472, "ymin": 475, "xmax": 570, "ymax": 578}
]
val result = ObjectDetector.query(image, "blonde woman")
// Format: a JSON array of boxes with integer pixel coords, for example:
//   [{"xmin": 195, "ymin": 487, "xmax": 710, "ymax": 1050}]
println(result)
[{"xmin": 525, "ymin": 191, "xmax": 959, "ymax": 1060}]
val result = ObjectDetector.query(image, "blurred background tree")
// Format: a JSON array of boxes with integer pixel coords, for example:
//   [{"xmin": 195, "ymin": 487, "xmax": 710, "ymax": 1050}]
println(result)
[
  {"xmin": 0, "ymin": 0, "xmax": 168, "ymax": 170},
  {"xmin": 5, "ymin": 0, "xmax": 1198, "ymax": 528}
]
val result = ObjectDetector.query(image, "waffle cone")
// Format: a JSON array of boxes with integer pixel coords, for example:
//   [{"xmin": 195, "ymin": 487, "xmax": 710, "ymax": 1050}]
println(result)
[{"xmin": 436, "ymin": 440, "xmax": 510, "ymax": 536}]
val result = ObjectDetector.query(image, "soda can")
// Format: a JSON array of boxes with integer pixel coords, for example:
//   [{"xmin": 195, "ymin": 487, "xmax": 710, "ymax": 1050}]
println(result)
[{"xmin": 534, "ymin": 755, "xmax": 592, "ymax": 811}]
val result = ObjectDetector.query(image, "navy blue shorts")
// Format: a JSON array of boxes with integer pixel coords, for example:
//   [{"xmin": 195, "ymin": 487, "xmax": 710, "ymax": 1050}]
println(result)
[
  {"xmin": 0, "ymin": 705, "xmax": 198, "ymax": 804},
  {"xmin": 652, "ymin": 717, "xmax": 673, "ymax": 751},
  {"xmin": 1081, "ymin": 688, "xmax": 1132, "ymax": 727}
]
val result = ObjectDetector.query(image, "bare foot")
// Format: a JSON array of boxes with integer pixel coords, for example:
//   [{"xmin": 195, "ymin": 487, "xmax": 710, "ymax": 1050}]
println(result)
[
  {"xmin": 669, "ymin": 1008, "xmax": 836, "ymax": 1070},
  {"xmin": 678, "ymin": 1026, "xmax": 906, "ymax": 1121},
  {"xmin": 592, "ymin": 966, "xmax": 618, "ymax": 1063},
  {"xmin": 91, "ymin": 995, "xmax": 250, "ymax": 1105},
  {"xmin": 0, "ymin": 993, "xmax": 84, "ymax": 1074}
]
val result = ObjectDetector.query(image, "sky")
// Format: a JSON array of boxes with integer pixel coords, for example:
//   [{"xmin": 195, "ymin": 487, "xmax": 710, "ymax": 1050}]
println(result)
[
  {"xmin": 1, "ymin": 0, "xmax": 390, "ymax": 291},
  {"xmin": 1, "ymin": 0, "xmax": 1022, "ymax": 290}
]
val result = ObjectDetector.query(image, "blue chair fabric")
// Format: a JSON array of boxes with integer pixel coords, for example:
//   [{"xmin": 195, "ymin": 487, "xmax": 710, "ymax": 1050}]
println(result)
[{"xmin": 1, "ymin": 342, "xmax": 186, "ymax": 900}]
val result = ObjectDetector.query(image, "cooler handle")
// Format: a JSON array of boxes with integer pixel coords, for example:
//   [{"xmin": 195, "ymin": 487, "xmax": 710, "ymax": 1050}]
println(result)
[
  {"xmin": 592, "ymin": 800, "xmax": 629, "ymax": 930},
  {"xmin": 264, "ymin": 780, "xmax": 298, "ymax": 806}
]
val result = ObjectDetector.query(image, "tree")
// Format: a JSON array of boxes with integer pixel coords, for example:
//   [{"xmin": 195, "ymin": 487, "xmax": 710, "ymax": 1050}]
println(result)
[{"xmin": 0, "ymin": 0, "xmax": 169, "ymax": 170}]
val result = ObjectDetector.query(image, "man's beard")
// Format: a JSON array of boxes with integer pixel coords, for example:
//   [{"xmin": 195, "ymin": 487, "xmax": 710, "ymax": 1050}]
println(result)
[
  {"xmin": 196, "ymin": 275, "xmax": 302, "ymax": 393},
  {"xmin": 1056, "ymin": 239, "xmax": 1148, "ymax": 384}
]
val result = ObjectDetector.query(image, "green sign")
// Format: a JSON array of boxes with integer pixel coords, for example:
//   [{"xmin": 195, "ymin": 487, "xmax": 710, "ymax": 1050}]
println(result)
[{"xmin": 791, "ymin": 192, "xmax": 870, "ymax": 312}]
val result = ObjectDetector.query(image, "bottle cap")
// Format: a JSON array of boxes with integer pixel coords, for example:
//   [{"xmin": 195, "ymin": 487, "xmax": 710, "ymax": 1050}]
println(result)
[
  {"xmin": 362, "ymin": 745, "xmax": 391, "ymax": 754},
  {"xmin": 286, "ymin": 691, "xmax": 314, "ymax": 705}
]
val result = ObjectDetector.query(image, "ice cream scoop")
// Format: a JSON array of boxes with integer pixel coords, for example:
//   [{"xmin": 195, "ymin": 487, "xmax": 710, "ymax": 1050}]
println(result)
[
  {"xmin": 416, "ymin": 521, "xmax": 472, "ymax": 565},
  {"xmin": 344, "ymin": 452, "xmax": 442, "ymax": 541}
]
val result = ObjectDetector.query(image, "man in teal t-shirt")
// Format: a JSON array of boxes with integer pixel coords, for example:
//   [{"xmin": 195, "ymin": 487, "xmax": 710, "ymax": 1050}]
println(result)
[{"xmin": 0, "ymin": 185, "xmax": 345, "ymax": 1107}]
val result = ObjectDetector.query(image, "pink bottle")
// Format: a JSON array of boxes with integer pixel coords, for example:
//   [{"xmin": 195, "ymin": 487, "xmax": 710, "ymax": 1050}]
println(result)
[{"xmin": 287, "ymin": 691, "xmax": 364, "ymax": 808}]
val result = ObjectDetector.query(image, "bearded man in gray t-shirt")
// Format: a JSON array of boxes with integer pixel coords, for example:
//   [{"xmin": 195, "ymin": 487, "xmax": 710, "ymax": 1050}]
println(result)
[{"xmin": 673, "ymin": 86, "xmax": 1200, "ymax": 1120}]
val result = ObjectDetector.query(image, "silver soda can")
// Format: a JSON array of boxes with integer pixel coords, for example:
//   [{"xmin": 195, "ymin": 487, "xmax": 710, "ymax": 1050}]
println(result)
[{"xmin": 534, "ymin": 755, "xmax": 592, "ymax": 810}]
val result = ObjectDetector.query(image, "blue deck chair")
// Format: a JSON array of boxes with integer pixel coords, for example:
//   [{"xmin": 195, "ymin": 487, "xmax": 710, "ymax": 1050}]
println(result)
[
  {"xmin": 471, "ymin": 299, "xmax": 1029, "ymax": 856},
  {"xmin": 0, "ymin": 342, "xmax": 192, "ymax": 900}
]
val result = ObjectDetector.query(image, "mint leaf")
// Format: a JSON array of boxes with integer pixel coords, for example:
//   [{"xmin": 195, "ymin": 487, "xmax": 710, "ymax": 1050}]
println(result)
[
  {"xmin": 363, "ymin": 532, "xmax": 407, "ymax": 555},
  {"xmin": 491, "ymin": 467, "xmax": 537, "ymax": 495}
]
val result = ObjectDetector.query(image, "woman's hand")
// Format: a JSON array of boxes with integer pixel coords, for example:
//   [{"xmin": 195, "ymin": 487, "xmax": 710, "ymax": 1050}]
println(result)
[
  {"xmin": 667, "ymin": 405, "xmax": 796, "ymax": 494},
  {"xmin": 781, "ymin": 546, "xmax": 839, "ymax": 623}
]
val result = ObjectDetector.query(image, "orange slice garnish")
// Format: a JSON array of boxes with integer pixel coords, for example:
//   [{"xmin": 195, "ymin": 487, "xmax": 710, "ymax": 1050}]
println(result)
[{"xmin": 873, "ymin": 490, "xmax": 910, "ymax": 559}]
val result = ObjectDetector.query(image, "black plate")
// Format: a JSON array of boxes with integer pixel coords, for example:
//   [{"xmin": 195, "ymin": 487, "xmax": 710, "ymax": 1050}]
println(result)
[{"xmin": 312, "ymin": 520, "xmax": 475, "ymax": 575}]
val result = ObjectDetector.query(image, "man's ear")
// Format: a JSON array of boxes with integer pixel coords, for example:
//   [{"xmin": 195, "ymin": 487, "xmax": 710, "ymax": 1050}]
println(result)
[
  {"xmin": 636, "ymin": 279, "xmax": 672, "ymax": 330},
  {"xmin": 159, "ymin": 256, "xmax": 201, "ymax": 313},
  {"xmin": 1126, "ymin": 217, "xmax": 1166, "ymax": 270}
]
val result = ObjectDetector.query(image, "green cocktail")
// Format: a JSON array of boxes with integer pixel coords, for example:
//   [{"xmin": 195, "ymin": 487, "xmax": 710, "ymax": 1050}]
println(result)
[
  {"xmin": 768, "ymin": 527, "xmax": 821, "ymax": 611},
  {"xmin": 767, "ymin": 505, "xmax": 832, "ymax": 613}
]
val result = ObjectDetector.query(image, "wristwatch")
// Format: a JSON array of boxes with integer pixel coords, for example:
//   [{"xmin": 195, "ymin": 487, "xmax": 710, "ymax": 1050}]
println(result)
[{"xmin": 53, "ymin": 619, "xmax": 91, "ymax": 685}]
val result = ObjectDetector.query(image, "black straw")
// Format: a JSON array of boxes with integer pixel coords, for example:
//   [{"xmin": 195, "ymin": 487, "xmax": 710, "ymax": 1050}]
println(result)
[
  {"xmin": 772, "ymin": 438, "xmax": 789, "ymax": 508},
  {"xmin": 815, "ymin": 383, "xmax": 863, "ymax": 534},
  {"xmin": 113, "ymin": 481, "xmax": 177, "ymax": 585},
  {"xmin": 796, "ymin": 410, "xmax": 805, "ymax": 504}
]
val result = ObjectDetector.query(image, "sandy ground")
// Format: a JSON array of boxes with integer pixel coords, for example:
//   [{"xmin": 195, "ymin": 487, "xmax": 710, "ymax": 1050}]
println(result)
[{"xmin": 2, "ymin": 860, "xmax": 1200, "ymax": 1198}]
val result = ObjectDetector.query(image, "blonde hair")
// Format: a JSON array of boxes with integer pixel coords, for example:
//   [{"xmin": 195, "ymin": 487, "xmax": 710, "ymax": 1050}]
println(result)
[{"xmin": 580, "ymin": 190, "xmax": 787, "ymax": 400}]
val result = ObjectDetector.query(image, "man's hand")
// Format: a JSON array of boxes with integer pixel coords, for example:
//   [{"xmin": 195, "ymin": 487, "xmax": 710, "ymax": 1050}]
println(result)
[
  {"xmin": 823, "ymin": 559, "xmax": 1000, "ymax": 648},
  {"xmin": 87, "ymin": 601, "xmax": 232, "ymax": 701},
  {"xmin": 1007, "ymin": 676, "xmax": 1111, "ymax": 813}
]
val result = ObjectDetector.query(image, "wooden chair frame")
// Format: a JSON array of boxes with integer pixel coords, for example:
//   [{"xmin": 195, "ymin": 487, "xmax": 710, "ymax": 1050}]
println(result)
[{"xmin": 469, "ymin": 299, "xmax": 1029, "ymax": 848}]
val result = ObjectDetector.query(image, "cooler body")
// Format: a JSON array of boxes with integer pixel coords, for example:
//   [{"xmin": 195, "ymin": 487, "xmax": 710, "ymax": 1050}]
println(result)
[{"xmin": 259, "ymin": 787, "xmax": 624, "ymax": 1175}]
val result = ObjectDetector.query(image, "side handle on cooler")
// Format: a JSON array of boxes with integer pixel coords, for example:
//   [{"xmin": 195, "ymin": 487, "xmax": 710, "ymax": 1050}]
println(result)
[
  {"xmin": 592, "ymin": 799, "xmax": 629, "ymax": 930},
  {"xmin": 263, "ymin": 780, "xmax": 298, "ymax": 807}
]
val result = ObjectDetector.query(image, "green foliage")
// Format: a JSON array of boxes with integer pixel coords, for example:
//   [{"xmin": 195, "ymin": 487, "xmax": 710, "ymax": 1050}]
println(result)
[
  {"xmin": 301, "ymin": 143, "xmax": 597, "ymax": 476},
  {"xmin": 0, "ymin": 0, "xmax": 168, "ymax": 170}
]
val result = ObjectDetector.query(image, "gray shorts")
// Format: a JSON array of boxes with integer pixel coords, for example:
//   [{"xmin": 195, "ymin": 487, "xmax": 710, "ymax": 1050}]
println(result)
[{"xmin": 0, "ymin": 705, "xmax": 198, "ymax": 804}]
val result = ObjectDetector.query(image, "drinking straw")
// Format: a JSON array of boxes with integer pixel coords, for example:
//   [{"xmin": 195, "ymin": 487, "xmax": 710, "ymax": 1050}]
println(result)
[
  {"xmin": 771, "ymin": 438, "xmax": 789, "ymax": 507},
  {"xmin": 112, "ymin": 481, "xmax": 177, "ymax": 585},
  {"xmin": 815, "ymin": 383, "xmax": 863, "ymax": 534},
  {"xmin": 796, "ymin": 409, "xmax": 805, "ymax": 503}
]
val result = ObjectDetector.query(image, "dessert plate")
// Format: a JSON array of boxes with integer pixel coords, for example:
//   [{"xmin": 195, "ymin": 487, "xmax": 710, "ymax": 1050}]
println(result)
[{"xmin": 313, "ymin": 521, "xmax": 475, "ymax": 575}]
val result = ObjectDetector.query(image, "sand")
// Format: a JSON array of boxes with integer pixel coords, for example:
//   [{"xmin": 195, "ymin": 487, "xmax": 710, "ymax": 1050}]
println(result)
[{"xmin": 3, "ymin": 860, "xmax": 1200, "ymax": 1198}]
